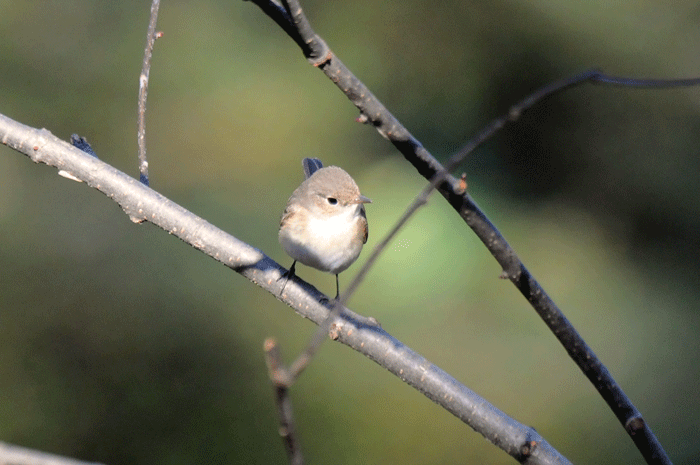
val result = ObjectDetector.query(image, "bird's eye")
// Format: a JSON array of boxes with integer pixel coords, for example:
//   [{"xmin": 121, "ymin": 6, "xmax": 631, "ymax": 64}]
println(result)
[{"xmin": 327, "ymin": 197, "xmax": 338, "ymax": 205}]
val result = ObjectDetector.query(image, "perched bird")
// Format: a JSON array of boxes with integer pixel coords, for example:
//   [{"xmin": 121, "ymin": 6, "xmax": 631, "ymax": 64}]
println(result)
[{"xmin": 279, "ymin": 158, "xmax": 371, "ymax": 299}]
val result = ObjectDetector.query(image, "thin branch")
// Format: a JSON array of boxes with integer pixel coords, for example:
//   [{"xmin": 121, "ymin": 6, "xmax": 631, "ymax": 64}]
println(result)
[
  {"xmin": 136, "ymin": 0, "xmax": 162, "ymax": 186},
  {"xmin": 264, "ymin": 339, "xmax": 304, "ymax": 465},
  {"xmin": 0, "ymin": 112, "xmax": 570, "ymax": 465},
  {"xmin": 280, "ymin": 0, "xmax": 331, "ymax": 66},
  {"xmin": 245, "ymin": 1, "xmax": 688, "ymax": 464},
  {"xmin": 590, "ymin": 72, "xmax": 700, "ymax": 88},
  {"xmin": 0, "ymin": 441, "xmax": 104, "ymax": 465}
]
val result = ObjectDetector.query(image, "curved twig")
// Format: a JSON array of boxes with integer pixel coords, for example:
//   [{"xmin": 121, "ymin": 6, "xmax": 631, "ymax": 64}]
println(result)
[{"xmin": 264, "ymin": 339, "xmax": 304, "ymax": 465}]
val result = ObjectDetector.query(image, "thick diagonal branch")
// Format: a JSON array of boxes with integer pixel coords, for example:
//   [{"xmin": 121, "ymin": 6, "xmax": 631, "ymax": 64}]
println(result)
[{"xmin": 1, "ymin": 112, "xmax": 569, "ymax": 465}]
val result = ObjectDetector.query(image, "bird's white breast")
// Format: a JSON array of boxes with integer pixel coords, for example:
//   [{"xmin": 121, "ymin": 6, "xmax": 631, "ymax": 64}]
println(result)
[{"xmin": 280, "ymin": 205, "xmax": 365, "ymax": 274}]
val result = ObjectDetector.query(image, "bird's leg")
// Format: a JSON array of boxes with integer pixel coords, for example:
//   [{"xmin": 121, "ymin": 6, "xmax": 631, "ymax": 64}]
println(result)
[{"xmin": 278, "ymin": 261, "xmax": 297, "ymax": 296}]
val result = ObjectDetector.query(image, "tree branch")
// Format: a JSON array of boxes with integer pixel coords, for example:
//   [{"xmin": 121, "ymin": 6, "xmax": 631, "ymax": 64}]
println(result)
[
  {"xmin": 0, "ymin": 441, "xmax": 104, "ymax": 465},
  {"xmin": 264, "ymin": 339, "xmax": 304, "ymax": 465},
  {"xmin": 0, "ymin": 112, "xmax": 570, "ymax": 465},
  {"xmin": 245, "ymin": 1, "xmax": 680, "ymax": 464},
  {"xmin": 136, "ymin": 0, "xmax": 162, "ymax": 186}
]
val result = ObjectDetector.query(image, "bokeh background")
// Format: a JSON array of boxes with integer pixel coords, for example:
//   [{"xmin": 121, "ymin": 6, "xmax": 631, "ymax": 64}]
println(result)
[{"xmin": 1, "ymin": 1, "xmax": 699, "ymax": 464}]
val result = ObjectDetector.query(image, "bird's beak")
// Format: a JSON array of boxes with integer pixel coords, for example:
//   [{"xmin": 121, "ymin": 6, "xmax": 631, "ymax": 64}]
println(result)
[{"xmin": 357, "ymin": 195, "xmax": 372, "ymax": 204}]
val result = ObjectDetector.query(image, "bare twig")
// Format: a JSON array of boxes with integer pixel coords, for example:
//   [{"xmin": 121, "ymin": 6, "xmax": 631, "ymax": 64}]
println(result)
[
  {"xmin": 264, "ymin": 339, "xmax": 304, "ymax": 465},
  {"xmin": 0, "ymin": 441, "xmax": 104, "ymax": 465},
  {"xmin": 0, "ymin": 112, "xmax": 571, "ymax": 465},
  {"xmin": 136, "ymin": 0, "xmax": 162, "ymax": 186},
  {"xmin": 245, "ymin": 1, "xmax": 693, "ymax": 464}
]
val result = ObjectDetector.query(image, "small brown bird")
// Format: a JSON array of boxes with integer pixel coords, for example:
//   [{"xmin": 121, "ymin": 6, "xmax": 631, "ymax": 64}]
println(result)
[{"xmin": 279, "ymin": 158, "xmax": 371, "ymax": 298}]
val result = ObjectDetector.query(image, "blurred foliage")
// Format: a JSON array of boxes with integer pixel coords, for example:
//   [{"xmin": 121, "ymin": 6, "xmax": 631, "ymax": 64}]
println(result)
[{"xmin": 1, "ymin": 0, "xmax": 699, "ymax": 464}]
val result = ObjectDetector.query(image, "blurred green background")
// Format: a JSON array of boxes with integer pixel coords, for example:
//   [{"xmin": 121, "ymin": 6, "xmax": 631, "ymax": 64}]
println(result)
[{"xmin": 1, "ymin": 1, "xmax": 699, "ymax": 464}]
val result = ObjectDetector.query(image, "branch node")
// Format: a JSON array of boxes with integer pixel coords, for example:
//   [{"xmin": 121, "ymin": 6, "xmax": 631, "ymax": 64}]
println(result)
[
  {"xmin": 456, "ymin": 173, "xmax": 468, "ymax": 194},
  {"xmin": 625, "ymin": 416, "xmax": 646, "ymax": 435},
  {"xmin": 128, "ymin": 214, "xmax": 147, "ymax": 224},
  {"xmin": 308, "ymin": 48, "xmax": 332, "ymax": 67},
  {"xmin": 57, "ymin": 171, "xmax": 83, "ymax": 183},
  {"xmin": 264, "ymin": 338, "xmax": 294, "ymax": 387}
]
